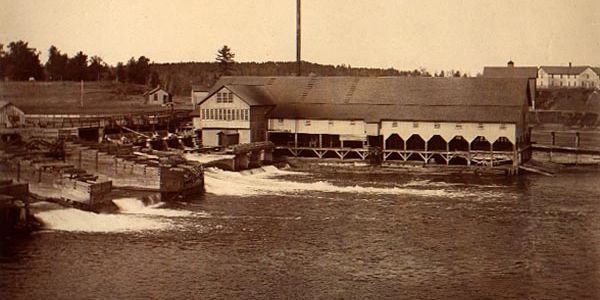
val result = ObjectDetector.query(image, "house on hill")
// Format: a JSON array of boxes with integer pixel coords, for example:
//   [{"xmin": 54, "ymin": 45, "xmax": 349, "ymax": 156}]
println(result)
[
  {"xmin": 195, "ymin": 76, "xmax": 532, "ymax": 170},
  {"xmin": 145, "ymin": 87, "xmax": 172, "ymax": 105},
  {"xmin": 538, "ymin": 64, "xmax": 600, "ymax": 89},
  {"xmin": 0, "ymin": 101, "xmax": 25, "ymax": 128}
]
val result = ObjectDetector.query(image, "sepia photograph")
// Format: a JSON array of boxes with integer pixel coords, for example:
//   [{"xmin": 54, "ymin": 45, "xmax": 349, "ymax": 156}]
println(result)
[{"xmin": 1, "ymin": 0, "xmax": 599, "ymax": 299}]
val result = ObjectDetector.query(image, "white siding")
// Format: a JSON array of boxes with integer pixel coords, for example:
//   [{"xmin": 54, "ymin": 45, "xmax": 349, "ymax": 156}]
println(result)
[
  {"xmin": 381, "ymin": 121, "xmax": 517, "ymax": 144},
  {"xmin": 196, "ymin": 87, "xmax": 250, "ymax": 129},
  {"xmin": 268, "ymin": 118, "xmax": 366, "ymax": 135}
]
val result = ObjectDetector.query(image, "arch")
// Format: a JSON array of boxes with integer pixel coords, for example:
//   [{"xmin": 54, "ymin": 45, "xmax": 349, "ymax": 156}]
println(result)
[
  {"xmin": 385, "ymin": 134, "xmax": 404, "ymax": 150},
  {"xmin": 427, "ymin": 135, "xmax": 446, "ymax": 151},
  {"xmin": 492, "ymin": 136, "xmax": 514, "ymax": 152},
  {"xmin": 406, "ymin": 134, "xmax": 425, "ymax": 151},
  {"xmin": 449, "ymin": 135, "xmax": 468, "ymax": 151},
  {"xmin": 471, "ymin": 136, "xmax": 491, "ymax": 151}
]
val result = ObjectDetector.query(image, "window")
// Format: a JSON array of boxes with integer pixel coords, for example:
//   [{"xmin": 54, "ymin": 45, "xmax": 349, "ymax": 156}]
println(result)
[
  {"xmin": 236, "ymin": 110, "xmax": 240, "ymax": 120},
  {"xmin": 478, "ymin": 123, "xmax": 484, "ymax": 129},
  {"xmin": 455, "ymin": 123, "xmax": 463, "ymax": 130},
  {"xmin": 244, "ymin": 109, "xmax": 249, "ymax": 121},
  {"xmin": 350, "ymin": 120, "xmax": 356, "ymax": 126},
  {"xmin": 392, "ymin": 121, "xmax": 398, "ymax": 128},
  {"xmin": 216, "ymin": 93, "xmax": 221, "ymax": 103},
  {"xmin": 328, "ymin": 120, "xmax": 334, "ymax": 126},
  {"xmin": 412, "ymin": 122, "xmax": 419, "ymax": 128},
  {"xmin": 500, "ymin": 123, "xmax": 507, "ymax": 130},
  {"xmin": 305, "ymin": 120, "xmax": 311, "ymax": 126},
  {"xmin": 278, "ymin": 119, "xmax": 284, "ymax": 124},
  {"xmin": 153, "ymin": 94, "xmax": 158, "ymax": 101},
  {"xmin": 434, "ymin": 122, "xmax": 440, "ymax": 129},
  {"xmin": 201, "ymin": 109, "xmax": 206, "ymax": 119},
  {"xmin": 228, "ymin": 93, "xmax": 233, "ymax": 103}
]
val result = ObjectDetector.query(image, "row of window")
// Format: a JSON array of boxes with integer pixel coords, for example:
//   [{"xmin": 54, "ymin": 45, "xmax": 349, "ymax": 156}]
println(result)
[
  {"xmin": 392, "ymin": 122, "xmax": 506, "ymax": 130},
  {"xmin": 216, "ymin": 92, "xmax": 234, "ymax": 103},
  {"xmin": 542, "ymin": 80, "xmax": 596, "ymax": 87},
  {"xmin": 201, "ymin": 108, "xmax": 249, "ymax": 121},
  {"xmin": 276, "ymin": 119, "xmax": 357, "ymax": 126}
]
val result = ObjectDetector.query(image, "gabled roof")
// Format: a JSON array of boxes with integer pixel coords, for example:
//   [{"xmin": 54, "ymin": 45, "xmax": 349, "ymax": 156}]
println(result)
[
  {"xmin": 145, "ymin": 86, "xmax": 169, "ymax": 96},
  {"xmin": 202, "ymin": 84, "xmax": 275, "ymax": 106},
  {"xmin": 207, "ymin": 76, "xmax": 530, "ymax": 124},
  {"xmin": 539, "ymin": 66, "xmax": 591, "ymax": 75},
  {"xmin": 482, "ymin": 66, "xmax": 538, "ymax": 78}
]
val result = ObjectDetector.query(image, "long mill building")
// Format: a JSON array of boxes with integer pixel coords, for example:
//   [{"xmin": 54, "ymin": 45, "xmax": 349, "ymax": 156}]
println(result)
[{"xmin": 194, "ymin": 76, "xmax": 532, "ymax": 172}]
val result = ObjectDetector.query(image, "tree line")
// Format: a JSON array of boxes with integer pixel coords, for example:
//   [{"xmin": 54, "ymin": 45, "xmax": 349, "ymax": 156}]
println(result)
[
  {"xmin": 0, "ymin": 41, "xmax": 469, "ymax": 96},
  {"xmin": 0, "ymin": 40, "xmax": 156, "ymax": 85}
]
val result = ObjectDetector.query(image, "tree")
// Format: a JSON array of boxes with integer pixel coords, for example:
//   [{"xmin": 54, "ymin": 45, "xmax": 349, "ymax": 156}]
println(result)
[
  {"xmin": 216, "ymin": 45, "xmax": 236, "ymax": 75},
  {"xmin": 149, "ymin": 71, "xmax": 161, "ymax": 87},
  {"xmin": 3, "ymin": 40, "xmax": 44, "ymax": 80},
  {"xmin": 46, "ymin": 45, "xmax": 68, "ymax": 80},
  {"xmin": 115, "ymin": 62, "xmax": 126, "ymax": 83},
  {"xmin": 87, "ymin": 55, "xmax": 108, "ymax": 81},
  {"xmin": 126, "ymin": 56, "xmax": 151, "ymax": 84},
  {"xmin": 0, "ymin": 43, "xmax": 6, "ymax": 79},
  {"xmin": 66, "ymin": 51, "xmax": 88, "ymax": 81}
]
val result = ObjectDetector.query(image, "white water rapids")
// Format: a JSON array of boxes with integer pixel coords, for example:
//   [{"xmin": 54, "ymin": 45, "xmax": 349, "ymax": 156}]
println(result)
[{"xmin": 34, "ymin": 198, "xmax": 189, "ymax": 233}]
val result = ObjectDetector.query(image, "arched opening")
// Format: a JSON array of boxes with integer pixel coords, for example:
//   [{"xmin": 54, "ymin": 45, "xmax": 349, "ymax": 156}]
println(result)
[
  {"xmin": 427, "ymin": 135, "xmax": 446, "ymax": 151},
  {"xmin": 471, "ymin": 136, "xmax": 491, "ymax": 151},
  {"xmin": 406, "ymin": 134, "xmax": 425, "ymax": 151},
  {"xmin": 493, "ymin": 137, "xmax": 514, "ymax": 152},
  {"xmin": 449, "ymin": 136, "xmax": 468, "ymax": 151},
  {"xmin": 449, "ymin": 156, "xmax": 468, "ymax": 165},
  {"xmin": 385, "ymin": 134, "xmax": 404, "ymax": 150}
]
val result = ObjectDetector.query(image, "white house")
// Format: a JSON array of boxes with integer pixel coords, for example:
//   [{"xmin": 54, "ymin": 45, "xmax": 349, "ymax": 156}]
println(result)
[
  {"xmin": 537, "ymin": 64, "xmax": 600, "ymax": 89},
  {"xmin": 145, "ymin": 87, "xmax": 171, "ymax": 105},
  {"xmin": 194, "ymin": 84, "xmax": 274, "ymax": 147}
]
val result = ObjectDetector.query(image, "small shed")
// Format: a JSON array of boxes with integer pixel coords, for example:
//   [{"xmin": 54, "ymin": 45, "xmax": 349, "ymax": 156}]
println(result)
[
  {"xmin": 145, "ymin": 87, "xmax": 172, "ymax": 105},
  {"xmin": 0, "ymin": 101, "xmax": 25, "ymax": 128}
]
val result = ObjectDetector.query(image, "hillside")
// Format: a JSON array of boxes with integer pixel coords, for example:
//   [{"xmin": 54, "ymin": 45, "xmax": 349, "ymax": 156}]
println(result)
[
  {"xmin": 151, "ymin": 61, "xmax": 408, "ymax": 96},
  {"xmin": 0, "ymin": 81, "xmax": 189, "ymax": 114}
]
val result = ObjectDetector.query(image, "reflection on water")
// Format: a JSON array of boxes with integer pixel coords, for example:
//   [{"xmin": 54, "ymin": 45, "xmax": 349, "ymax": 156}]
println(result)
[{"xmin": 1, "ymin": 168, "xmax": 600, "ymax": 299}]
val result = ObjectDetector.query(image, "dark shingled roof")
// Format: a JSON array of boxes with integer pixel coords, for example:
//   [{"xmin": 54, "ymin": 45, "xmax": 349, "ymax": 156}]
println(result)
[
  {"xmin": 483, "ymin": 66, "xmax": 538, "ymax": 78},
  {"xmin": 207, "ymin": 76, "xmax": 530, "ymax": 124},
  {"xmin": 539, "ymin": 66, "xmax": 592, "ymax": 75}
]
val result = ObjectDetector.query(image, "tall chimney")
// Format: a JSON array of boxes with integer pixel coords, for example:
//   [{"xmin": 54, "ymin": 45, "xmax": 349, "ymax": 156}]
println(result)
[{"xmin": 296, "ymin": 0, "xmax": 301, "ymax": 76}]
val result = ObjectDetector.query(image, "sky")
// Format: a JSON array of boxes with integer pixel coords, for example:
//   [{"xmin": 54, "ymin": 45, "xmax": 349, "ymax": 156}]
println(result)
[{"xmin": 1, "ymin": 0, "xmax": 599, "ymax": 75}]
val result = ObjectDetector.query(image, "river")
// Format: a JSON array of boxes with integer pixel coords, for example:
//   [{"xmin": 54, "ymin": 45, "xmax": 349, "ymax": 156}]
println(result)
[{"xmin": 1, "ymin": 167, "xmax": 600, "ymax": 299}]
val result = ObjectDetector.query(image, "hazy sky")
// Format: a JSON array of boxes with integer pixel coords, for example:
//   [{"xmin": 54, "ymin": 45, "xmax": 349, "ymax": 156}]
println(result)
[{"xmin": 1, "ymin": 0, "xmax": 599, "ymax": 74}]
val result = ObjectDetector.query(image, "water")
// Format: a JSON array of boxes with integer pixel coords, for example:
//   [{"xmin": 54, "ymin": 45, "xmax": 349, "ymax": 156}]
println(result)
[{"xmin": 2, "ymin": 167, "xmax": 600, "ymax": 299}]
